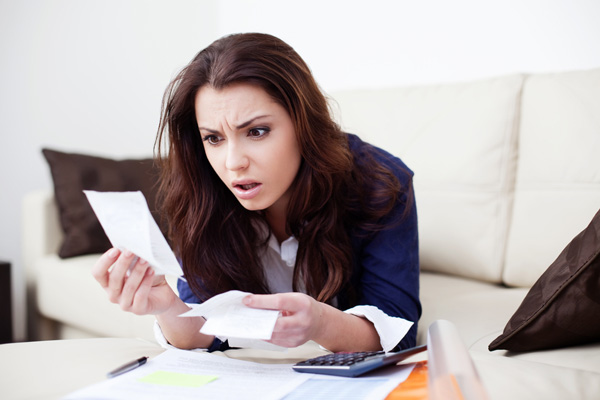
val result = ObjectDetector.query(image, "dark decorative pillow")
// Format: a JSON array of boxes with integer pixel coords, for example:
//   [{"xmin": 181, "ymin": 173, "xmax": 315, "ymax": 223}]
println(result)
[
  {"xmin": 42, "ymin": 148, "xmax": 164, "ymax": 258},
  {"xmin": 489, "ymin": 208, "xmax": 600, "ymax": 352}
]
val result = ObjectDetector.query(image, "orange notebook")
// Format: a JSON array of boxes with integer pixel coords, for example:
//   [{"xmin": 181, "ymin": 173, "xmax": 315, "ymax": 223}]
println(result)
[{"xmin": 385, "ymin": 361, "xmax": 428, "ymax": 400}]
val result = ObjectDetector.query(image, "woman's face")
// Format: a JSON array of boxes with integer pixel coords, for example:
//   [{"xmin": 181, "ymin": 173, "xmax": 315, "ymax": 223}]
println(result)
[{"xmin": 195, "ymin": 83, "xmax": 302, "ymax": 214}]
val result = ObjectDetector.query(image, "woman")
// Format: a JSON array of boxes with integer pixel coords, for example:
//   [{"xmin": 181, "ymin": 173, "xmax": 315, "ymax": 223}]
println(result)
[{"xmin": 92, "ymin": 33, "xmax": 420, "ymax": 353}]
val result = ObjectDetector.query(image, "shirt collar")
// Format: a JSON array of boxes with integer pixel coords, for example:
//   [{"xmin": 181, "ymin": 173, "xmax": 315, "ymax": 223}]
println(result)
[{"xmin": 268, "ymin": 234, "xmax": 298, "ymax": 267}]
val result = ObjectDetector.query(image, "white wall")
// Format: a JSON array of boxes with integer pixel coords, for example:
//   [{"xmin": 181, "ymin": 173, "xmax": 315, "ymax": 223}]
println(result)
[
  {"xmin": 215, "ymin": 0, "xmax": 600, "ymax": 91},
  {"xmin": 1, "ymin": 0, "xmax": 599, "ymax": 342}
]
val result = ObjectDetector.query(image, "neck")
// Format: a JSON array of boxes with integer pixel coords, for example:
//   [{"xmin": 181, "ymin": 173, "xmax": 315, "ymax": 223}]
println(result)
[{"xmin": 265, "ymin": 201, "xmax": 289, "ymax": 244}]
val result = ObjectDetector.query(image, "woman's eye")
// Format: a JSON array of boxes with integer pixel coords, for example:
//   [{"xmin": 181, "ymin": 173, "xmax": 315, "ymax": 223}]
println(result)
[
  {"xmin": 248, "ymin": 127, "xmax": 269, "ymax": 138},
  {"xmin": 203, "ymin": 135, "xmax": 222, "ymax": 145}
]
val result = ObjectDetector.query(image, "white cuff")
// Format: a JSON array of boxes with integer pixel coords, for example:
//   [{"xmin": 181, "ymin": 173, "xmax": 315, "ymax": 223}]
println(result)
[
  {"xmin": 344, "ymin": 305, "xmax": 413, "ymax": 352},
  {"xmin": 153, "ymin": 319, "xmax": 208, "ymax": 352}
]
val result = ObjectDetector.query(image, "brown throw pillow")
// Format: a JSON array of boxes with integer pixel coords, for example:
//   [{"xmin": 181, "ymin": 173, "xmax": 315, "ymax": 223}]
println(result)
[
  {"xmin": 42, "ymin": 148, "xmax": 164, "ymax": 258},
  {"xmin": 489, "ymin": 208, "xmax": 600, "ymax": 352}
]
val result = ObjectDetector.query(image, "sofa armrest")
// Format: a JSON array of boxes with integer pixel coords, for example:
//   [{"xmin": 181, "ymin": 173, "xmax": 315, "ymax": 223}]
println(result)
[{"xmin": 22, "ymin": 190, "xmax": 63, "ymax": 290}]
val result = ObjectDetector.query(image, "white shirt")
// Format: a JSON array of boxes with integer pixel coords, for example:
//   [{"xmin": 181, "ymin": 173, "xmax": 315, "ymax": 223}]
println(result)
[{"xmin": 263, "ymin": 234, "xmax": 299, "ymax": 293}]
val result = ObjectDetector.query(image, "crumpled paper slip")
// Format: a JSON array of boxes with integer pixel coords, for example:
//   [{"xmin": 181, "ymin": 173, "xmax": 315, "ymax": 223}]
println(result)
[
  {"xmin": 84, "ymin": 190, "xmax": 183, "ymax": 277},
  {"xmin": 180, "ymin": 290, "xmax": 284, "ymax": 349}
]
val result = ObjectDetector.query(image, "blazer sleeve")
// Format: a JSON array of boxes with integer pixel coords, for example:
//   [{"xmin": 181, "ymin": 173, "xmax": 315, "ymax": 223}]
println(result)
[
  {"xmin": 353, "ymin": 186, "xmax": 421, "ymax": 349},
  {"xmin": 345, "ymin": 134, "xmax": 422, "ymax": 349},
  {"xmin": 177, "ymin": 277, "xmax": 202, "ymax": 304}
]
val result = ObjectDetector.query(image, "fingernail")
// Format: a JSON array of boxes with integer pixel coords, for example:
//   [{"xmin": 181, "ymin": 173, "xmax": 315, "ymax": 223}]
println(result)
[
  {"xmin": 108, "ymin": 248, "xmax": 119, "ymax": 258},
  {"xmin": 243, "ymin": 296, "xmax": 252, "ymax": 306}
]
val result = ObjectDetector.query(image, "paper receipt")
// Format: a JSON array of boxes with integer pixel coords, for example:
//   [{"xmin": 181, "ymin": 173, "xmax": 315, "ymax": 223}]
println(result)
[
  {"xmin": 180, "ymin": 290, "xmax": 280, "ymax": 341},
  {"xmin": 84, "ymin": 190, "xmax": 183, "ymax": 277}
]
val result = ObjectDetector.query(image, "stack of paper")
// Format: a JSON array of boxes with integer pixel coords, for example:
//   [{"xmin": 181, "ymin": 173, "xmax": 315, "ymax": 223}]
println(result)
[{"xmin": 65, "ymin": 347, "xmax": 416, "ymax": 400}]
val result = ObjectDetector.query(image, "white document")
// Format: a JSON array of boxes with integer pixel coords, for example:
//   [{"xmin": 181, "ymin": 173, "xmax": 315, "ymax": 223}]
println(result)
[
  {"xmin": 64, "ymin": 347, "xmax": 310, "ymax": 400},
  {"xmin": 84, "ymin": 190, "xmax": 183, "ymax": 277},
  {"xmin": 284, "ymin": 365, "xmax": 415, "ymax": 400},
  {"xmin": 64, "ymin": 347, "xmax": 415, "ymax": 400},
  {"xmin": 180, "ymin": 290, "xmax": 281, "ymax": 345}
]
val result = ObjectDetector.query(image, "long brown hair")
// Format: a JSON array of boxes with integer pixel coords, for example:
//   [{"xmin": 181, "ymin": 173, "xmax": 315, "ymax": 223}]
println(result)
[{"xmin": 156, "ymin": 33, "xmax": 408, "ymax": 303}]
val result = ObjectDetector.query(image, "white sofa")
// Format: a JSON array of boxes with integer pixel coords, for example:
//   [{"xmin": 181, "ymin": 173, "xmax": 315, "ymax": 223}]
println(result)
[{"xmin": 23, "ymin": 67, "xmax": 600, "ymax": 399}]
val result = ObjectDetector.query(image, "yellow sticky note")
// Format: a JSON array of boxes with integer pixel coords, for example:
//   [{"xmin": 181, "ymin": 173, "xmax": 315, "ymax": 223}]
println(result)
[{"xmin": 138, "ymin": 371, "xmax": 218, "ymax": 387}]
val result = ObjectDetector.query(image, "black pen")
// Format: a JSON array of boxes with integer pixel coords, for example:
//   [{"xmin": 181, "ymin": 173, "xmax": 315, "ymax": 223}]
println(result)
[{"xmin": 107, "ymin": 356, "xmax": 148, "ymax": 378}]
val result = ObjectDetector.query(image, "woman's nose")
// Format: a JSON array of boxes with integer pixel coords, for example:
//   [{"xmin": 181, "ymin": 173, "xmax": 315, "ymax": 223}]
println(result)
[{"xmin": 225, "ymin": 142, "xmax": 249, "ymax": 171}]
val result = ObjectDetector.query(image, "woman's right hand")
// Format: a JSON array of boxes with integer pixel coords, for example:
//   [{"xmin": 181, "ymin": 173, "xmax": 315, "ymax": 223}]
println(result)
[{"xmin": 92, "ymin": 248, "xmax": 179, "ymax": 316}]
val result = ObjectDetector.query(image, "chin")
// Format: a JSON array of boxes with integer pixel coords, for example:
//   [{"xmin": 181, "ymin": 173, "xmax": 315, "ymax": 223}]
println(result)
[{"xmin": 237, "ymin": 199, "xmax": 269, "ymax": 212}]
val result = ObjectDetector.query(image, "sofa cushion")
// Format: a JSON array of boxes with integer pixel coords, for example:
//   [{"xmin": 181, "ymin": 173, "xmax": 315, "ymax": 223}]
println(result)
[
  {"xmin": 333, "ymin": 75, "xmax": 523, "ymax": 283},
  {"xmin": 473, "ymin": 332, "xmax": 600, "ymax": 375},
  {"xmin": 36, "ymin": 254, "xmax": 156, "ymax": 340},
  {"xmin": 418, "ymin": 272, "xmax": 528, "ymax": 347},
  {"xmin": 42, "ymin": 149, "xmax": 162, "ymax": 258},
  {"xmin": 503, "ymin": 68, "xmax": 600, "ymax": 287},
  {"xmin": 469, "ymin": 350, "xmax": 600, "ymax": 400},
  {"xmin": 36, "ymin": 253, "xmax": 179, "ymax": 340},
  {"xmin": 489, "ymin": 208, "xmax": 600, "ymax": 352}
]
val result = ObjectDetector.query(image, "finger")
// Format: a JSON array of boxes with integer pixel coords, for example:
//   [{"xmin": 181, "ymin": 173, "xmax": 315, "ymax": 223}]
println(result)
[
  {"xmin": 119, "ymin": 258, "xmax": 150, "ymax": 310},
  {"xmin": 92, "ymin": 248, "xmax": 121, "ymax": 288},
  {"xmin": 131, "ymin": 268, "xmax": 155, "ymax": 315},
  {"xmin": 242, "ymin": 294, "xmax": 281, "ymax": 310},
  {"xmin": 243, "ymin": 293, "xmax": 307, "ymax": 312},
  {"xmin": 107, "ymin": 250, "xmax": 136, "ymax": 302},
  {"xmin": 272, "ymin": 312, "xmax": 305, "ymax": 333},
  {"xmin": 267, "ymin": 328, "xmax": 307, "ymax": 348}
]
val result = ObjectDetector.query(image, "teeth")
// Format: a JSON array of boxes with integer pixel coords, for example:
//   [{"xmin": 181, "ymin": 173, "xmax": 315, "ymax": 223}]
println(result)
[{"xmin": 240, "ymin": 183, "xmax": 257, "ymax": 190}]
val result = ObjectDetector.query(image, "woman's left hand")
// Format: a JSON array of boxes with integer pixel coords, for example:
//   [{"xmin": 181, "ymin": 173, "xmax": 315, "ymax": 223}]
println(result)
[{"xmin": 243, "ymin": 293, "xmax": 326, "ymax": 348}]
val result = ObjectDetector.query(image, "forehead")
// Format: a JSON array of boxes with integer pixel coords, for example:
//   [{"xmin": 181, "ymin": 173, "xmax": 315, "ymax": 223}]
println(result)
[{"xmin": 194, "ymin": 83, "xmax": 280, "ymax": 125}]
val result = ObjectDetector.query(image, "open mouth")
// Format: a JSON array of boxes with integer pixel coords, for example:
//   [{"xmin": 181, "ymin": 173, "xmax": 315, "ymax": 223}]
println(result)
[
  {"xmin": 232, "ymin": 181, "xmax": 262, "ymax": 200},
  {"xmin": 237, "ymin": 183, "xmax": 259, "ymax": 191}
]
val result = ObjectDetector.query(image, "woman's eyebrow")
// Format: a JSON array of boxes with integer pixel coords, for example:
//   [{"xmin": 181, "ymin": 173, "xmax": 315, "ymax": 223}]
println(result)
[
  {"xmin": 198, "ymin": 127, "xmax": 220, "ymax": 134},
  {"xmin": 235, "ymin": 115, "xmax": 270, "ymax": 130},
  {"xmin": 198, "ymin": 115, "xmax": 270, "ymax": 134}
]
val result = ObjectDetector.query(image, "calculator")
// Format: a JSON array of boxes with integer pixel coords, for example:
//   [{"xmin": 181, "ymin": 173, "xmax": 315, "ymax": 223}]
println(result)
[{"xmin": 292, "ymin": 344, "xmax": 427, "ymax": 377}]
